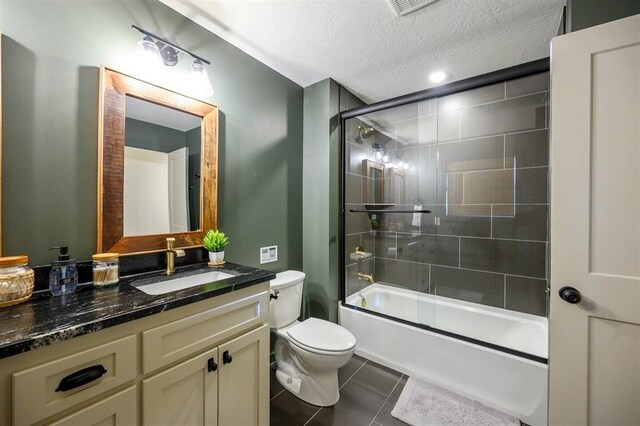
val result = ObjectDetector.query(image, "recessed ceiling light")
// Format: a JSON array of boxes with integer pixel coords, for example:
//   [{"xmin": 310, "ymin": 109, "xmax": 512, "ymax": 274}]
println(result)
[{"xmin": 428, "ymin": 71, "xmax": 448, "ymax": 84}]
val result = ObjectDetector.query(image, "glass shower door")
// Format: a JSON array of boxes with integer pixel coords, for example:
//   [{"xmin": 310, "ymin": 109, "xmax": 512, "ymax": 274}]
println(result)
[{"xmin": 343, "ymin": 101, "xmax": 437, "ymax": 329}]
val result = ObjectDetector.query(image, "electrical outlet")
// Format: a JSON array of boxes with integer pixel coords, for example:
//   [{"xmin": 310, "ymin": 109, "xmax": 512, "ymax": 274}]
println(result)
[{"xmin": 260, "ymin": 245, "xmax": 278, "ymax": 264}]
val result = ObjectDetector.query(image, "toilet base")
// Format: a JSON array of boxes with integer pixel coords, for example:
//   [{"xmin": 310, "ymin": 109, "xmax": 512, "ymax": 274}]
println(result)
[
  {"xmin": 275, "ymin": 364, "xmax": 340, "ymax": 407},
  {"xmin": 275, "ymin": 338, "xmax": 341, "ymax": 406}
]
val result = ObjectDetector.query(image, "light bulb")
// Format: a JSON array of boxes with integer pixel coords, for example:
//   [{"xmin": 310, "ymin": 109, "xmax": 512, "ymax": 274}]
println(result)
[
  {"xmin": 383, "ymin": 153, "xmax": 389, "ymax": 163},
  {"xmin": 137, "ymin": 36, "xmax": 163, "ymax": 69},
  {"xmin": 374, "ymin": 150, "xmax": 382, "ymax": 160},
  {"xmin": 187, "ymin": 60, "xmax": 214, "ymax": 98},
  {"xmin": 403, "ymin": 162, "xmax": 409, "ymax": 170}
]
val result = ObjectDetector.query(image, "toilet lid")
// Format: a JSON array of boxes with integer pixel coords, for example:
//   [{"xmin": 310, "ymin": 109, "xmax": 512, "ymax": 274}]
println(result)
[{"xmin": 287, "ymin": 318, "xmax": 356, "ymax": 352}]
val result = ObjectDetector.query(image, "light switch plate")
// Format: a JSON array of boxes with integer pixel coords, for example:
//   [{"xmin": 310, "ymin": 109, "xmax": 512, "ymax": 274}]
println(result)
[{"xmin": 260, "ymin": 245, "xmax": 278, "ymax": 264}]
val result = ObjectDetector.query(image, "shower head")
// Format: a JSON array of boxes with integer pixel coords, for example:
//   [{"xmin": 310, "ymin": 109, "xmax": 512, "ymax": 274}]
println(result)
[{"xmin": 357, "ymin": 126, "xmax": 375, "ymax": 142}]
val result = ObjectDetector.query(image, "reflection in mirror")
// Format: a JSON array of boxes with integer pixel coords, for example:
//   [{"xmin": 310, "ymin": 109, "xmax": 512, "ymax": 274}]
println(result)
[
  {"xmin": 444, "ymin": 155, "xmax": 516, "ymax": 218},
  {"xmin": 362, "ymin": 159, "xmax": 385, "ymax": 204},
  {"xmin": 390, "ymin": 169, "xmax": 405, "ymax": 205},
  {"xmin": 124, "ymin": 96, "xmax": 201, "ymax": 236}
]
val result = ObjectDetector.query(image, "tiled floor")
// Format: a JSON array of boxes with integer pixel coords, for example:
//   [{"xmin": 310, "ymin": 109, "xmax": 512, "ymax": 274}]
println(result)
[{"xmin": 270, "ymin": 355, "xmax": 409, "ymax": 426}]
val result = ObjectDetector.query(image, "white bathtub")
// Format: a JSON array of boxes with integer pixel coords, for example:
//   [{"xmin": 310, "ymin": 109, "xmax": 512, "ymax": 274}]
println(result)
[{"xmin": 340, "ymin": 283, "xmax": 548, "ymax": 426}]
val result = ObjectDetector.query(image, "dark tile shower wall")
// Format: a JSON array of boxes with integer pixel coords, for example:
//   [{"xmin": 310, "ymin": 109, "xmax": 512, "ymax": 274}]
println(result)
[{"xmin": 344, "ymin": 73, "xmax": 549, "ymax": 317}]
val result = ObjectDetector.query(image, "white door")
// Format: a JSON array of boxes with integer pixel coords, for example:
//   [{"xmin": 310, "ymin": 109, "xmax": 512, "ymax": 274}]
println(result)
[
  {"xmin": 168, "ymin": 147, "xmax": 190, "ymax": 233},
  {"xmin": 124, "ymin": 146, "xmax": 170, "ymax": 236},
  {"xmin": 549, "ymin": 14, "xmax": 640, "ymax": 426}
]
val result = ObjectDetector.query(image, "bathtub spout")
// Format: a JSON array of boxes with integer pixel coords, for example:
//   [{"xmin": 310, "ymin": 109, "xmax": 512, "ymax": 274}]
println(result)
[{"xmin": 357, "ymin": 273, "xmax": 374, "ymax": 284}]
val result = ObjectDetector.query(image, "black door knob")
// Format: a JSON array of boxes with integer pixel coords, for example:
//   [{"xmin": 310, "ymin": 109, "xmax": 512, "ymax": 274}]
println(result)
[
  {"xmin": 559, "ymin": 286, "xmax": 581, "ymax": 304},
  {"xmin": 223, "ymin": 350, "xmax": 233, "ymax": 364},
  {"xmin": 207, "ymin": 357, "xmax": 218, "ymax": 372}
]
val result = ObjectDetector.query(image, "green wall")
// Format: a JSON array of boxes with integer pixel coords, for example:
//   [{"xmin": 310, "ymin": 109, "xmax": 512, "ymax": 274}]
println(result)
[
  {"xmin": 1, "ymin": 0, "xmax": 303, "ymax": 269},
  {"xmin": 569, "ymin": 0, "xmax": 640, "ymax": 31},
  {"xmin": 301, "ymin": 78, "xmax": 342, "ymax": 323}
]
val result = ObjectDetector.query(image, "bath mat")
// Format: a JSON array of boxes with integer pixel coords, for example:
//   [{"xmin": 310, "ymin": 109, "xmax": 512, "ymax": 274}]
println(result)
[{"xmin": 391, "ymin": 377, "xmax": 520, "ymax": 426}]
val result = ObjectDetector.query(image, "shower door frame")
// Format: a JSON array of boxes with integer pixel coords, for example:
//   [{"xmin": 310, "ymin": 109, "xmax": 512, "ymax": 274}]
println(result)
[{"xmin": 339, "ymin": 57, "xmax": 550, "ymax": 364}]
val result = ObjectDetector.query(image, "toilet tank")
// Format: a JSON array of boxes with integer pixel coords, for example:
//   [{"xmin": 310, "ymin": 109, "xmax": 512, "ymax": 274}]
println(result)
[{"xmin": 269, "ymin": 270, "xmax": 306, "ymax": 329}]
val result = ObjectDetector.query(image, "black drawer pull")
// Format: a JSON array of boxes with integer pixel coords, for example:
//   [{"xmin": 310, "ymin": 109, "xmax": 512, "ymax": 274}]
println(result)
[
  {"xmin": 55, "ymin": 364, "xmax": 107, "ymax": 392},
  {"xmin": 207, "ymin": 357, "xmax": 218, "ymax": 372},
  {"xmin": 223, "ymin": 351, "xmax": 233, "ymax": 364}
]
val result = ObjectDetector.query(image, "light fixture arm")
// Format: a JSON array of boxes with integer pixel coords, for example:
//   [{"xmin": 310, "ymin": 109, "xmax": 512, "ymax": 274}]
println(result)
[{"xmin": 132, "ymin": 24, "xmax": 211, "ymax": 65}]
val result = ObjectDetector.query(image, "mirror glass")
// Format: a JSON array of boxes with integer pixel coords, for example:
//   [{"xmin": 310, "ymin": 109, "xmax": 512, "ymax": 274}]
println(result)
[
  {"xmin": 362, "ymin": 159, "xmax": 385, "ymax": 204},
  {"xmin": 124, "ymin": 96, "xmax": 202, "ymax": 236},
  {"xmin": 390, "ymin": 169, "xmax": 405, "ymax": 205}
]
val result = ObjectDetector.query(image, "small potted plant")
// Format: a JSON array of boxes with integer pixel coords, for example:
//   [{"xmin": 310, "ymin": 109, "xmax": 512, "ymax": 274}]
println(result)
[{"xmin": 203, "ymin": 229, "xmax": 229, "ymax": 264}]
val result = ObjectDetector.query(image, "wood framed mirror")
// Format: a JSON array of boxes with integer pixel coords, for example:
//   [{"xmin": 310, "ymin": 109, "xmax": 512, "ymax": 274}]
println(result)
[{"xmin": 97, "ymin": 67, "xmax": 218, "ymax": 254}]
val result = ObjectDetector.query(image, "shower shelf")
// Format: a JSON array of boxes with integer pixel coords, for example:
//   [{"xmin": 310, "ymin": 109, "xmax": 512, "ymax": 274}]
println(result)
[{"xmin": 348, "ymin": 208, "xmax": 431, "ymax": 214}]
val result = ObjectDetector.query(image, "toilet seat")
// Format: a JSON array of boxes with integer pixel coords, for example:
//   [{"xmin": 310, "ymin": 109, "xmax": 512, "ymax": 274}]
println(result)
[
  {"xmin": 286, "ymin": 318, "xmax": 356, "ymax": 354},
  {"xmin": 288, "ymin": 338, "xmax": 354, "ymax": 357}
]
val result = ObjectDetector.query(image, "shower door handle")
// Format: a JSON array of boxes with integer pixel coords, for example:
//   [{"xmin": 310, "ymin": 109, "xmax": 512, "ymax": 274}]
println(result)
[{"xmin": 558, "ymin": 286, "xmax": 581, "ymax": 304}]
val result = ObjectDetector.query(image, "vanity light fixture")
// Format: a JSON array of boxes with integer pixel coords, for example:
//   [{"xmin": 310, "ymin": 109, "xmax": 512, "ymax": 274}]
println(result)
[
  {"xmin": 373, "ymin": 143, "xmax": 390, "ymax": 164},
  {"xmin": 373, "ymin": 143, "xmax": 383, "ymax": 161},
  {"xmin": 132, "ymin": 24, "xmax": 214, "ymax": 97},
  {"xmin": 137, "ymin": 36, "xmax": 164, "ymax": 68},
  {"xmin": 188, "ymin": 60, "xmax": 214, "ymax": 98},
  {"xmin": 397, "ymin": 157, "xmax": 409, "ymax": 170}
]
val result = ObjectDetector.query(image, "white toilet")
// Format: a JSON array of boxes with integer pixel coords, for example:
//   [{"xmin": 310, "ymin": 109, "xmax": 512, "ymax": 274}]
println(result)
[{"xmin": 270, "ymin": 270, "xmax": 356, "ymax": 407}]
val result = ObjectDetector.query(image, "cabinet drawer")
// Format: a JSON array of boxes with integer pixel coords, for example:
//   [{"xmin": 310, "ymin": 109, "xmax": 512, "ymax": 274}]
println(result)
[
  {"xmin": 49, "ymin": 386, "xmax": 137, "ymax": 426},
  {"xmin": 142, "ymin": 291, "xmax": 268, "ymax": 374},
  {"xmin": 13, "ymin": 335, "xmax": 136, "ymax": 426}
]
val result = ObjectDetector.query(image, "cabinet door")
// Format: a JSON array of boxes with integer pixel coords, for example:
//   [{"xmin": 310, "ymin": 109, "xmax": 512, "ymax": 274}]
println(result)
[
  {"xmin": 49, "ymin": 386, "xmax": 137, "ymax": 426},
  {"xmin": 142, "ymin": 348, "xmax": 218, "ymax": 426},
  {"xmin": 218, "ymin": 324, "xmax": 269, "ymax": 426}
]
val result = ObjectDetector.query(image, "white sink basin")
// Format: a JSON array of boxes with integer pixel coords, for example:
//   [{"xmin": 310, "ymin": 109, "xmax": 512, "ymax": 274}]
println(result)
[{"xmin": 133, "ymin": 271, "xmax": 235, "ymax": 295}]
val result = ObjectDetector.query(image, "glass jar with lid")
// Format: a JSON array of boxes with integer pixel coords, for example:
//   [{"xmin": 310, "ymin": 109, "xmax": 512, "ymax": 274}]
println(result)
[
  {"xmin": 92, "ymin": 253, "xmax": 120, "ymax": 287},
  {"xmin": 0, "ymin": 256, "xmax": 34, "ymax": 307}
]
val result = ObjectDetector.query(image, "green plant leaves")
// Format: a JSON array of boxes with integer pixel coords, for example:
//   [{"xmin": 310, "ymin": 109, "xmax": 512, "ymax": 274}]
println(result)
[{"xmin": 203, "ymin": 229, "xmax": 229, "ymax": 252}]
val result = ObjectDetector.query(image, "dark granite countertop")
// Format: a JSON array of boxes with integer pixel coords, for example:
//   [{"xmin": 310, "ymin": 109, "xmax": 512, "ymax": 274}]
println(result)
[{"xmin": 0, "ymin": 262, "xmax": 275, "ymax": 360}]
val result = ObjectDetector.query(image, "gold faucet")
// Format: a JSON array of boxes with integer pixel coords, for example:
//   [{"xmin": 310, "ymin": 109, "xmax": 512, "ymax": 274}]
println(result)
[
  {"xmin": 166, "ymin": 237, "xmax": 186, "ymax": 275},
  {"xmin": 353, "ymin": 246, "xmax": 367, "ymax": 261},
  {"xmin": 358, "ymin": 272, "xmax": 374, "ymax": 284}
]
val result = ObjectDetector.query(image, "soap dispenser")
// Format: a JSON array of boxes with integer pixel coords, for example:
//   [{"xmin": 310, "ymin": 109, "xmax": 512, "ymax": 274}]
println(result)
[{"xmin": 49, "ymin": 246, "xmax": 78, "ymax": 295}]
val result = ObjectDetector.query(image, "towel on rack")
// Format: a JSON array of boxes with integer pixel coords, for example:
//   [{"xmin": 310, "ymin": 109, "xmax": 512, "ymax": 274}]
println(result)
[{"xmin": 412, "ymin": 205, "xmax": 423, "ymax": 227}]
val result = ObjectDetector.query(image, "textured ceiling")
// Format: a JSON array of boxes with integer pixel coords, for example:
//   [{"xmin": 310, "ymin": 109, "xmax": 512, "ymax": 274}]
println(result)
[{"xmin": 160, "ymin": 0, "xmax": 564, "ymax": 103}]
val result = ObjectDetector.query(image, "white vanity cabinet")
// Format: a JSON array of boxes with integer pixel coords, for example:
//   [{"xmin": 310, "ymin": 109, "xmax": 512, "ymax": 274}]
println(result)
[
  {"xmin": 49, "ymin": 386, "xmax": 138, "ymax": 426},
  {"xmin": 0, "ymin": 282, "xmax": 270, "ymax": 426},
  {"xmin": 217, "ymin": 325, "xmax": 269, "ymax": 426},
  {"xmin": 142, "ymin": 324, "xmax": 269, "ymax": 426},
  {"xmin": 142, "ymin": 347, "xmax": 219, "ymax": 425}
]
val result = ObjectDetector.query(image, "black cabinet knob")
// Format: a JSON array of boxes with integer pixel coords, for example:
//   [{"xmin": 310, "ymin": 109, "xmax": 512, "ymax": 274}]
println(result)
[
  {"xmin": 559, "ymin": 286, "xmax": 581, "ymax": 304},
  {"xmin": 207, "ymin": 357, "xmax": 218, "ymax": 372},
  {"xmin": 223, "ymin": 350, "xmax": 233, "ymax": 364}
]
